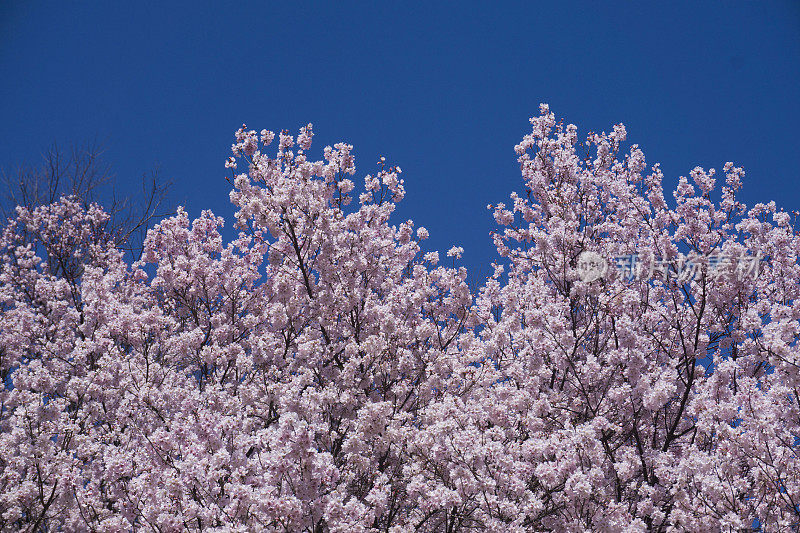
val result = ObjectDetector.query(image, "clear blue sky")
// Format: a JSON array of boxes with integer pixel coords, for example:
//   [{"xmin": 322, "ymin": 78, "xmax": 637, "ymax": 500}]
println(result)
[{"xmin": 2, "ymin": 1, "xmax": 799, "ymax": 280}]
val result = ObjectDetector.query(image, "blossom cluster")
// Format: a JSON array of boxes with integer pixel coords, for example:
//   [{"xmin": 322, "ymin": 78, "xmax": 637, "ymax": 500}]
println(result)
[{"xmin": 1, "ymin": 109, "xmax": 799, "ymax": 531}]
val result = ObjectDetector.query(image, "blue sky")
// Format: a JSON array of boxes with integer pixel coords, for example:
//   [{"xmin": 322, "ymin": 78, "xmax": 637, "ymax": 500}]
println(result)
[{"xmin": 2, "ymin": 1, "xmax": 799, "ymax": 280}]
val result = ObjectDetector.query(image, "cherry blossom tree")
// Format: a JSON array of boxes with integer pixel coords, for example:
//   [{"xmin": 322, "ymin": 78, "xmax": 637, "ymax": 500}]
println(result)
[
  {"xmin": 1, "ymin": 141, "xmax": 169, "ymax": 261},
  {"xmin": 411, "ymin": 105, "xmax": 800, "ymax": 531},
  {"xmin": 0, "ymin": 110, "xmax": 798, "ymax": 531}
]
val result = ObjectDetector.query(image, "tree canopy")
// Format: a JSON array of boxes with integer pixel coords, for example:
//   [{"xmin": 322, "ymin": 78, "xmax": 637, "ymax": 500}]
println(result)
[{"xmin": 1, "ymin": 108, "xmax": 798, "ymax": 531}]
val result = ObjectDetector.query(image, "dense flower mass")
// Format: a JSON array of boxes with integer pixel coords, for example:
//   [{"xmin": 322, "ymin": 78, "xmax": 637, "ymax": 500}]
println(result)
[{"xmin": 1, "ymin": 108, "xmax": 799, "ymax": 531}]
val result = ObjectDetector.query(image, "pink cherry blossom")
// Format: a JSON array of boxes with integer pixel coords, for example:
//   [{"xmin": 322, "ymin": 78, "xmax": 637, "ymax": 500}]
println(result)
[{"xmin": 1, "ymin": 110, "xmax": 798, "ymax": 531}]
